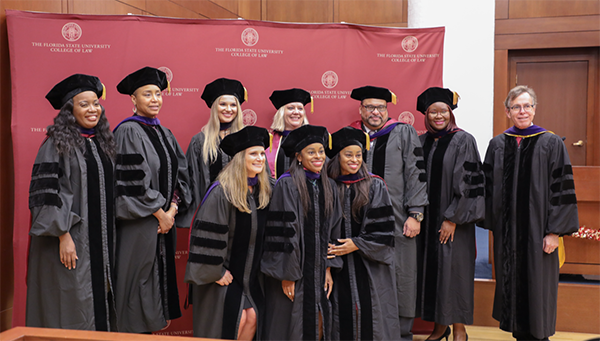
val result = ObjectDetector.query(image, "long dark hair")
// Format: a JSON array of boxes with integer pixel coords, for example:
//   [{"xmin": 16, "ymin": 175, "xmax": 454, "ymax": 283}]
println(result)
[
  {"xmin": 327, "ymin": 153, "xmax": 372, "ymax": 222},
  {"xmin": 289, "ymin": 155, "xmax": 334, "ymax": 218},
  {"xmin": 46, "ymin": 99, "xmax": 116, "ymax": 159}
]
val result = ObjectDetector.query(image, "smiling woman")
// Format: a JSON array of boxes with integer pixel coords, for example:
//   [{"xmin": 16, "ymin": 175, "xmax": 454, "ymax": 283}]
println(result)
[
  {"xmin": 185, "ymin": 126, "xmax": 271, "ymax": 340},
  {"xmin": 27, "ymin": 74, "xmax": 117, "ymax": 331},
  {"xmin": 112, "ymin": 66, "xmax": 192, "ymax": 333},
  {"xmin": 176, "ymin": 78, "xmax": 247, "ymax": 229},
  {"xmin": 265, "ymin": 88, "xmax": 312, "ymax": 179}
]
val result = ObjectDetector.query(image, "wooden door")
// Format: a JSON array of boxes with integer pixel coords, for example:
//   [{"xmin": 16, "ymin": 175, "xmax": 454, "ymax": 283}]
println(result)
[{"xmin": 509, "ymin": 48, "xmax": 599, "ymax": 166}]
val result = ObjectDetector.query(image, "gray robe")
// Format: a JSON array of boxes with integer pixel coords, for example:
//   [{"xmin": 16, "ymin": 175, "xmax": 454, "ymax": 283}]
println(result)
[
  {"xmin": 27, "ymin": 136, "xmax": 115, "ymax": 330},
  {"xmin": 417, "ymin": 130, "xmax": 485, "ymax": 325},
  {"xmin": 331, "ymin": 176, "xmax": 400, "ymax": 341},
  {"xmin": 185, "ymin": 184, "xmax": 267, "ymax": 339},
  {"xmin": 176, "ymin": 131, "xmax": 230, "ymax": 228},
  {"xmin": 353, "ymin": 120, "xmax": 428, "ymax": 318},
  {"xmin": 483, "ymin": 130, "xmax": 579, "ymax": 339},
  {"xmin": 261, "ymin": 175, "xmax": 343, "ymax": 341},
  {"xmin": 113, "ymin": 120, "xmax": 191, "ymax": 333}
]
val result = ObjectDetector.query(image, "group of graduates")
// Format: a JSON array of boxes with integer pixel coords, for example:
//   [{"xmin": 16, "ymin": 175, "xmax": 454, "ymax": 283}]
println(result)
[{"xmin": 27, "ymin": 66, "xmax": 579, "ymax": 341}]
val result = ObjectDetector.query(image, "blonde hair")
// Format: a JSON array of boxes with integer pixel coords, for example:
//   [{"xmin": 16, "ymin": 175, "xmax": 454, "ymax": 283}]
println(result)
[
  {"xmin": 270, "ymin": 104, "xmax": 309, "ymax": 132},
  {"xmin": 217, "ymin": 149, "xmax": 271, "ymax": 213},
  {"xmin": 201, "ymin": 95, "xmax": 244, "ymax": 164}
]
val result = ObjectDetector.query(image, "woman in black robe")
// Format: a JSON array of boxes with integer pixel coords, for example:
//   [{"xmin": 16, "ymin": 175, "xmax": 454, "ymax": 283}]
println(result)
[
  {"xmin": 176, "ymin": 78, "xmax": 247, "ymax": 227},
  {"xmin": 415, "ymin": 87, "xmax": 485, "ymax": 341},
  {"xmin": 27, "ymin": 74, "xmax": 116, "ymax": 330},
  {"xmin": 326, "ymin": 127, "xmax": 400, "ymax": 341},
  {"xmin": 261, "ymin": 125, "xmax": 343, "ymax": 341},
  {"xmin": 185, "ymin": 126, "xmax": 271, "ymax": 340},
  {"xmin": 113, "ymin": 66, "xmax": 191, "ymax": 333},
  {"xmin": 264, "ymin": 88, "xmax": 311, "ymax": 179}
]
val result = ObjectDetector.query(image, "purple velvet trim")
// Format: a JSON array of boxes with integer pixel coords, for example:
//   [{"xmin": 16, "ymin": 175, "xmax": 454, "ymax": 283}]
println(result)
[
  {"xmin": 201, "ymin": 181, "xmax": 220, "ymax": 206},
  {"xmin": 79, "ymin": 127, "xmax": 96, "ymax": 135},
  {"xmin": 304, "ymin": 169, "xmax": 321, "ymax": 180},
  {"xmin": 113, "ymin": 114, "xmax": 160, "ymax": 132},
  {"xmin": 248, "ymin": 176, "xmax": 258, "ymax": 187},
  {"xmin": 504, "ymin": 124, "xmax": 546, "ymax": 136},
  {"xmin": 335, "ymin": 173, "xmax": 366, "ymax": 184},
  {"xmin": 370, "ymin": 122, "xmax": 399, "ymax": 139}
]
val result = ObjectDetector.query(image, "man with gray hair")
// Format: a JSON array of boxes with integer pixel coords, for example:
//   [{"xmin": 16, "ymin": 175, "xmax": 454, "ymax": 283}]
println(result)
[{"xmin": 483, "ymin": 85, "xmax": 579, "ymax": 341}]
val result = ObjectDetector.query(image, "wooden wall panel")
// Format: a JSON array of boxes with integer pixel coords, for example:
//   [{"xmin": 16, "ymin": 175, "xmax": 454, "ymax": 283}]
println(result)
[
  {"xmin": 116, "ymin": 0, "xmax": 146, "ymax": 10},
  {"xmin": 336, "ymin": 0, "xmax": 404, "ymax": 25},
  {"xmin": 496, "ymin": 31, "xmax": 600, "ymax": 50},
  {"xmin": 496, "ymin": 15, "xmax": 600, "ymax": 35},
  {"xmin": 171, "ymin": 0, "xmax": 237, "ymax": 19},
  {"xmin": 238, "ymin": 0, "xmax": 262, "ymax": 20},
  {"xmin": 212, "ymin": 0, "xmax": 238, "ymax": 15},
  {"xmin": 266, "ymin": 0, "xmax": 333, "ymax": 23},
  {"xmin": 71, "ymin": 0, "xmax": 144, "ymax": 15},
  {"xmin": 145, "ymin": 0, "xmax": 202, "ymax": 18},
  {"xmin": 493, "ymin": 49, "xmax": 509, "ymax": 135},
  {"xmin": 495, "ymin": 0, "xmax": 508, "ymax": 19},
  {"xmin": 508, "ymin": 0, "xmax": 600, "ymax": 19}
]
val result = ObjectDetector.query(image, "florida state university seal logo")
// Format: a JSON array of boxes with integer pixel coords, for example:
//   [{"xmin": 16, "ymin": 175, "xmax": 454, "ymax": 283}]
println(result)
[
  {"xmin": 398, "ymin": 111, "xmax": 415, "ymax": 125},
  {"xmin": 241, "ymin": 28, "xmax": 259, "ymax": 47},
  {"xmin": 158, "ymin": 66, "xmax": 173, "ymax": 83},
  {"xmin": 62, "ymin": 22, "xmax": 82, "ymax": 42},
  {"xmin": 402, "ymin": 36, "xmax": 418, "ymax": 53},
  {"xmin": 242, "ymin": 109, "xmax": 257, "ymax": 126},
  {"xmin": 321, "ymin": 71, "xmax": 338, "ymax": 89}
]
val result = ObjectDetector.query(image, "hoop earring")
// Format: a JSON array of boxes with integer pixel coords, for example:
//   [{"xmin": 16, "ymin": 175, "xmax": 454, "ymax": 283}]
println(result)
[{"xmin": 132, "ymin": 106, "xmax": 137, "ymax": 114}]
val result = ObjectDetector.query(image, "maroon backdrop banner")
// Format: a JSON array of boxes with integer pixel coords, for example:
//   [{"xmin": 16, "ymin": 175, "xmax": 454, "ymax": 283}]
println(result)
[{"xmin": 8, "ymin": 9, "xmax": 443, "ymax": 333}]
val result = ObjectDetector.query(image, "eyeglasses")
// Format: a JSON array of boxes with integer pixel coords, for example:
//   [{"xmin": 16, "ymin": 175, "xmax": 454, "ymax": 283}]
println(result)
[
  {"xmin": 362, "ymin": 105, "xmax": 387, "ymax": 112},
  {"xmin": 509, "ymin": 104, "xmax": 535, "ymax": 113},
  {"xmin": 428, "ymin": 110, "xmax": 449, "ymax": 116}
]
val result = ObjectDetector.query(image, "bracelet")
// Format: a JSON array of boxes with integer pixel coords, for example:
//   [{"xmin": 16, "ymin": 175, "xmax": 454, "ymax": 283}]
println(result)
[{"xmin": 170, "ymin": 203, "xmax": 178, "ymax": 212}]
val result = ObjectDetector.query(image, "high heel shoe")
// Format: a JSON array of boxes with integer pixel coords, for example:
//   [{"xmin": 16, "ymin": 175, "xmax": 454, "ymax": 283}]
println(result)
[{"xmin": 426, "ymin": 326, "xmax": 451, "ymax": 341}]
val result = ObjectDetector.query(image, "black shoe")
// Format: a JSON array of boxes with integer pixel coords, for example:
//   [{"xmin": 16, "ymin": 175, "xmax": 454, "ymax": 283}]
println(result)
[{"xmin": 426, "ymin": 326, "xmax": 451, "ymax": 341}]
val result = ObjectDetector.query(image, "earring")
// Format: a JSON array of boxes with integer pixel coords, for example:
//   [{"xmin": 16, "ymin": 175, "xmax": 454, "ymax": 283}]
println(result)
[
  {"xmin": 298, "ymin": 160, "xmax": 301, "ymax": 165},
  {"xmin": 132, "ymin": 106, "xmax": 137, "ymax": 114}
]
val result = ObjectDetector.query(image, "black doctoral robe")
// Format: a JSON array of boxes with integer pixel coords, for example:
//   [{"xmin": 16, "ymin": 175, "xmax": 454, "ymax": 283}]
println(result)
[
  {"xmin": 185, "ymin": 183, "xmax": 267, "ymax": 339},
  {"xmin": 261, "ymin": 174, "xmax": 343, "ymax": 341},
  {"xmin": 417, "ymin": 130, "xmax": 485, "ymax": 325},
  {"xmin": 176, "ymin": 131, "xmax": 231, "ymax": 227},
  {"xmin": 331, "ymin": 175, "xmax": 400, "ymax": 341},
  {"xmin": 113, "ymin": 120, "xmax": 191, "ymax": 333},
  {"xmin": 483, "ymin": 130, "xmax": 579, "ymax": 339},
  {"xmin": 27, "ymin": 136, "xmax": 115, "ymax": 330}
]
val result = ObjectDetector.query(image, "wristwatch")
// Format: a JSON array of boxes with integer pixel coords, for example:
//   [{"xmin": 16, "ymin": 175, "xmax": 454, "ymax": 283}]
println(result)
[{"xmin": 409, "ymin": 212, "xmax": 424, "ymax": 222}]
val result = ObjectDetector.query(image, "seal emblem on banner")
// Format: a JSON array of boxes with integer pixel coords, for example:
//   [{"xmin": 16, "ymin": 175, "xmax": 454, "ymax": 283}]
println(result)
[
  {"xmin": 321, "ymin": 71, "xmax": 338, "ymax": 89},
  {"xmin": 62, "ymin": 22, "xmax": 82, "ymax": 42},
  {"xmin": 398, "ymin": 111, "xmax": 415, "ymax": 125},
  {"xmin": 158, "ymin": 67, "xmax": 173, "ymax": 83},
  {"xmin": 241, "ymin": 28, "xmax": 259, "ymax": 47},
  {"xmin": 402, "ymin": 36, "xmax": 418, "ymax": 53},
  {"xmin": 242, "ymin": 109, "xmax": 257, "ymax": 126}
]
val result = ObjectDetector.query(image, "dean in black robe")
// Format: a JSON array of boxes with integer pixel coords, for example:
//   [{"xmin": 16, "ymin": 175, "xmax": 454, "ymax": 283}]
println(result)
[{"xmin": 261, "ymin": 173, "xmax": 343, "ymax": 340}]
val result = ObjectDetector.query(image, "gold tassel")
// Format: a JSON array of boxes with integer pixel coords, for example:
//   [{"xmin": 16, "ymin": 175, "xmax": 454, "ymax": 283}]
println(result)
[
  {"xmin": 244, "ymin": 87, "xmax": 248, "ymax": 102},
  {"xmin": 365, "ymin": 132, "xmax": 370, "ymax": 151},
  {"xmin": 391, "ymin": 91, "xmax": 397, "ymax": 105},
  {"xmin": 310, "ymin": 96, "xmax": 314, "ymax": 113},
  {"xmin": 558, "ymin": 237, "xmax": 565, "ymax": 268},
  {"xmin": 453, "ymin": 91, "xmax": 460, "ymax": 105},
  {"xmin": 167, "ymin": 80, "xmax": 171, "ymax": 94},
  {"xmin": 101, "ymin": 83, "xmax": 106, "ymax": 100},
  {"xmin": 269, "ymin": 133, "xmax": 273, "ymax": 153},
  {"xmin": 328, "ymin": 133, "xmax": 332, "ymax": 150}
]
